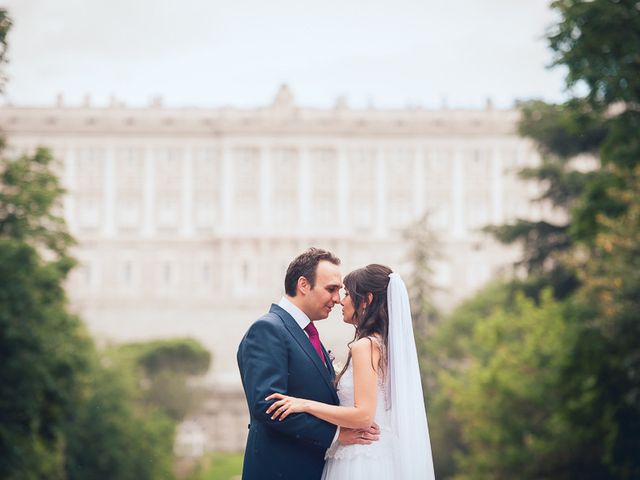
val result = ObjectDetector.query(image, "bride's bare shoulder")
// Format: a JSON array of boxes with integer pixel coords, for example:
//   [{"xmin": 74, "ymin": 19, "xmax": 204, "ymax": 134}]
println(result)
[
  {"xmin": 351, "ymin": 336, "xmax": 382, "ymax": 357},
  {"xmin": 351, "ymin": 337, "xmax": 383, "ymax": 373}
]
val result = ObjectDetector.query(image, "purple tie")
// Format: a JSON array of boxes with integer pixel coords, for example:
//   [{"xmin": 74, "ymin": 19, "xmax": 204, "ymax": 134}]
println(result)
[{"xmin": 304, "ymin": 322, "xmax": 325, "ymax": 365}]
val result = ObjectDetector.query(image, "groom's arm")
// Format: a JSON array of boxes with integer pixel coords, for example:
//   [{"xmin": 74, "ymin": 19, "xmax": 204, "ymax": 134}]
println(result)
[{"xmin": 239, "ymin": 318, "xmax": 337, "ymax": 449}]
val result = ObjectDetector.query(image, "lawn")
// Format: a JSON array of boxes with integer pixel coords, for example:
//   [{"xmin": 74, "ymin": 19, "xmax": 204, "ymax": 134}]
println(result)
[{"xmin": 186, "ymin": 452, "xmax": 243, "ymax": 480}]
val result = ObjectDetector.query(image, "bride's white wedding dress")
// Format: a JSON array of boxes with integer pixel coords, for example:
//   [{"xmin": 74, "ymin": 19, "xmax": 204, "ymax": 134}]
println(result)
[
  {"xmin": 322, "ymin": 338, "xmax": 394, "ymax": 479},
  {"xmin": 322, "ymin": 273, "xmax": 436, "ymax": 479}
]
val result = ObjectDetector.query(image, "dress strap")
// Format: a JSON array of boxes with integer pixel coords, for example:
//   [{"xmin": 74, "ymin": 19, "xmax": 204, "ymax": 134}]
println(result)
[
  {"xmin": 366, "ymin": 335, "xmax": 383, "ymax": 349},
  {"xmin": 365, "ymin": 335, "xmax": 386, "ymax": 365}
]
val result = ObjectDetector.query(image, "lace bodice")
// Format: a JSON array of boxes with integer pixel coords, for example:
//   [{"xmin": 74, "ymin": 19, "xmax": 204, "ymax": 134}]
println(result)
[
  {"xmin": 336, "ymin": 359, "xmax": 390, "ymax": 422},
  {"xmin": 325, "ymin": 338, "xmax": 393, "ymax": 460}
]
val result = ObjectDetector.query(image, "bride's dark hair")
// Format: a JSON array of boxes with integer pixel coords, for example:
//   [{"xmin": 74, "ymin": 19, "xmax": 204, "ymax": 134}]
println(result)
[{"xmin": 335, "ymin": 264, "xmax": 392, "ymax": 386}]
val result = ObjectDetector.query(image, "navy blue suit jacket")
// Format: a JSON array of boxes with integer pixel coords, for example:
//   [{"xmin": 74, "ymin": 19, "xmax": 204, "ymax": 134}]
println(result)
[{"xmin": 237, "ymin": 304, "xmax": 339, "ymax": 480}]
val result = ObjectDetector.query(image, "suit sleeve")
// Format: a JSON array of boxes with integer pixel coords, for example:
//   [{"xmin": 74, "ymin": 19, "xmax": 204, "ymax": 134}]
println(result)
[{"xmin": 238, "ymin": 319, "xmax": 337, "ymax": 448}]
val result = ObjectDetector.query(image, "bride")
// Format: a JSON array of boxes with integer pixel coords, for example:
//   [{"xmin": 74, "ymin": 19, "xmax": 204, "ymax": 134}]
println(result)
[{"xmin": 266, "ymin": 264, "xmax": 436, "ymax": 479}]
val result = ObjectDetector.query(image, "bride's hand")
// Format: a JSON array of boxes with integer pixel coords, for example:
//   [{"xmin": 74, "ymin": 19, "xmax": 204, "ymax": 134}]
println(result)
[{"xmin": 265, "ymin": 393, "xmax": 308, "ymax": 421}]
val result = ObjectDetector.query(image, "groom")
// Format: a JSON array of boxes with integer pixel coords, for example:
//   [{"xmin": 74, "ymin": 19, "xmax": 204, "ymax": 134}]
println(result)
[{"xmin": 237, "ymin": 248, "xmax": 379, "ymax": 480}]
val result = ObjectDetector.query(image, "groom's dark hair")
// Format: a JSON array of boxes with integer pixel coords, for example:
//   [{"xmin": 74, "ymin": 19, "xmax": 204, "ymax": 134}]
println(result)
[{"xmin": 285, "ymin": 248, "xmax": 340, "ymax": 296}]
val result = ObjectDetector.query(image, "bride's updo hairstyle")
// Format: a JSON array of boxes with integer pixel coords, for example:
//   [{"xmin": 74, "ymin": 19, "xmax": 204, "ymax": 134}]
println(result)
[{"xmin": 336, "ymin": 264, "xmax": 392, "ymax": 385}]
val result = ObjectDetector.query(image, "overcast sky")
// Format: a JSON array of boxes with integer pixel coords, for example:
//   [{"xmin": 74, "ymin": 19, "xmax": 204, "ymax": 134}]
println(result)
[{"xmin": 1, "ymin": 0, "xmax": 567, "ymax": 109}]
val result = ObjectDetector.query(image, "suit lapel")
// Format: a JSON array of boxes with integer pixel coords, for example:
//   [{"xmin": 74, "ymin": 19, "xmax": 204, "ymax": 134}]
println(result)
[{"xmin": 270, "ymin": 304, "xmax": 339, "ymax": 403}]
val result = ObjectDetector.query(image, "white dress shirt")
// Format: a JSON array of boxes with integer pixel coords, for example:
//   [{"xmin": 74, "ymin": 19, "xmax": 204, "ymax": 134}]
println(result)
[{"xmin": 278, "ymin": 296, "xmax": 311, "ymax": 333}]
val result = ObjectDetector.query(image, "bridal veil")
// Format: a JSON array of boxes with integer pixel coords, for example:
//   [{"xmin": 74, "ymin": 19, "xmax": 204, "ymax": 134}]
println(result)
[{"xmin": 387, "ymin": 273, "xmax": 436, "ymax": 479}]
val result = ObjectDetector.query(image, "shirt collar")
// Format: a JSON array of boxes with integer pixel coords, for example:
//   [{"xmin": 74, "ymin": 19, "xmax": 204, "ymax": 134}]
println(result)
[{"xmin": 278, "ymin": 296, "xmax": 311, "ymax": 331}]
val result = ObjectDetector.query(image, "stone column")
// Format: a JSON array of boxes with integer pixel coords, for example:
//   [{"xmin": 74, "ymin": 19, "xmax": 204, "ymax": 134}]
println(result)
[
  {"xmin": 64, "ymin": 146, "xmax": 76, "ymax": 233},
  {"xmin": 103, "ymin": 147, "xmax": 116, "ymax": 237},
  {"xmin": 299, "ymin": 146, "xmax": 311, "ymax": 228},
  {"xmin": 260, "ymin": 146, "xmax": 273, "ymax": 229},
  {"xmin": 375, "ymin": 151, "xmax": 386, "ymax": 237},
  {"xmin": 491, "ymin": 148, "xmax": 504, "ymax": 224},
  {"xmin": 181, "ymin": 147, "xmax": 194, "ymax": 236},
  {"xmin": 452, "ymin": 149, "xmax": 465, "ymax": 239},
  {"xmin": 337, "ymin": 145, "xmax": 349, "ymax": 231},
  {"xmin": 142, "ymin": 146, "xmax": 156, "ymax": 237},
  {"xmin": 221, "ymin": 144, "xmax": 233, "ymax": 231},
  {"xmin": 414, "ymin": 147, "xmax": 426, "ymax": 218}
]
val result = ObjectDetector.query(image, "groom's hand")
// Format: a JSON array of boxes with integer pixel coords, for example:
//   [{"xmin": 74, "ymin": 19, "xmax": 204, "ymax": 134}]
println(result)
[{"xmin": 338, "ymin": 423, "xmax": 380, "ymax": 445}]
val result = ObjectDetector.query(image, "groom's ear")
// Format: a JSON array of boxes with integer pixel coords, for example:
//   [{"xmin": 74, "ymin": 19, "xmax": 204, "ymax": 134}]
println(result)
[{"xmin": 297, "ymin": 276, "xmax": 310, "ymax": 295}]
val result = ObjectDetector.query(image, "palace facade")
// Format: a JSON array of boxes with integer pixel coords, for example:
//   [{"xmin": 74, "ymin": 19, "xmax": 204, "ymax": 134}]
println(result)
[{"xmin": 1, "ymin": 86, "xmax": 553, "ymax": 451}]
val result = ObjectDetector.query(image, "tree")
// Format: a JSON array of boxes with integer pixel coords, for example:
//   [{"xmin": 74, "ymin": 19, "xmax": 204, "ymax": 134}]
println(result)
[
  {"xmin": 566, "ymin": 166, "xmax": 640, "ymax": 479},
  {"xmin": 487, "ymin": 0, "xmax": 640, "ymax": 299},
  {"xmin": 404, "ymin": 212, "xmax": 441, "ymax": 338},
  {"xmin": 442, "ymin": 291, "xmax": 577, "ymax": 480},
  {"xmin": 485, "ymin": 98, "xmax": 612, "ymax": 300},
  {"xmin": 66, "ymin": 338, "xmax": 211, "ymax": 479},
  {"xmin": 116, "ymin": 338, "xmax": 212, "ymax": 421},
  {"xmin": 0, "ymin": 146, "xmax": 92, "ymax": 479},
  {"xmin": 423, "ymin": 281, "xmax": 502, "ymax": 479},
  {"xmin": 428, "ymin": 4, "xmax": 640, "ymax": 477},
  {"xmin": 548, "ymin": 0, "xmax": 640, "ymax": 107},
  {"xmin": 0, "ymin": 145, "xmax": 178, "ymax": 480},
  {"xmin": 0, "ymin": 9, "xmax": 10, "ymax": 91},
  {"xmin": 0, "ymin": 10, "xmax": 178, "ymax": 478},
  {"xmin": 466, "ymin": 1, "xmax": 640, "ymax": 477},
  {"xmin": 64, "ymin": 360, "xmax": 176, "ymax": 480}
]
